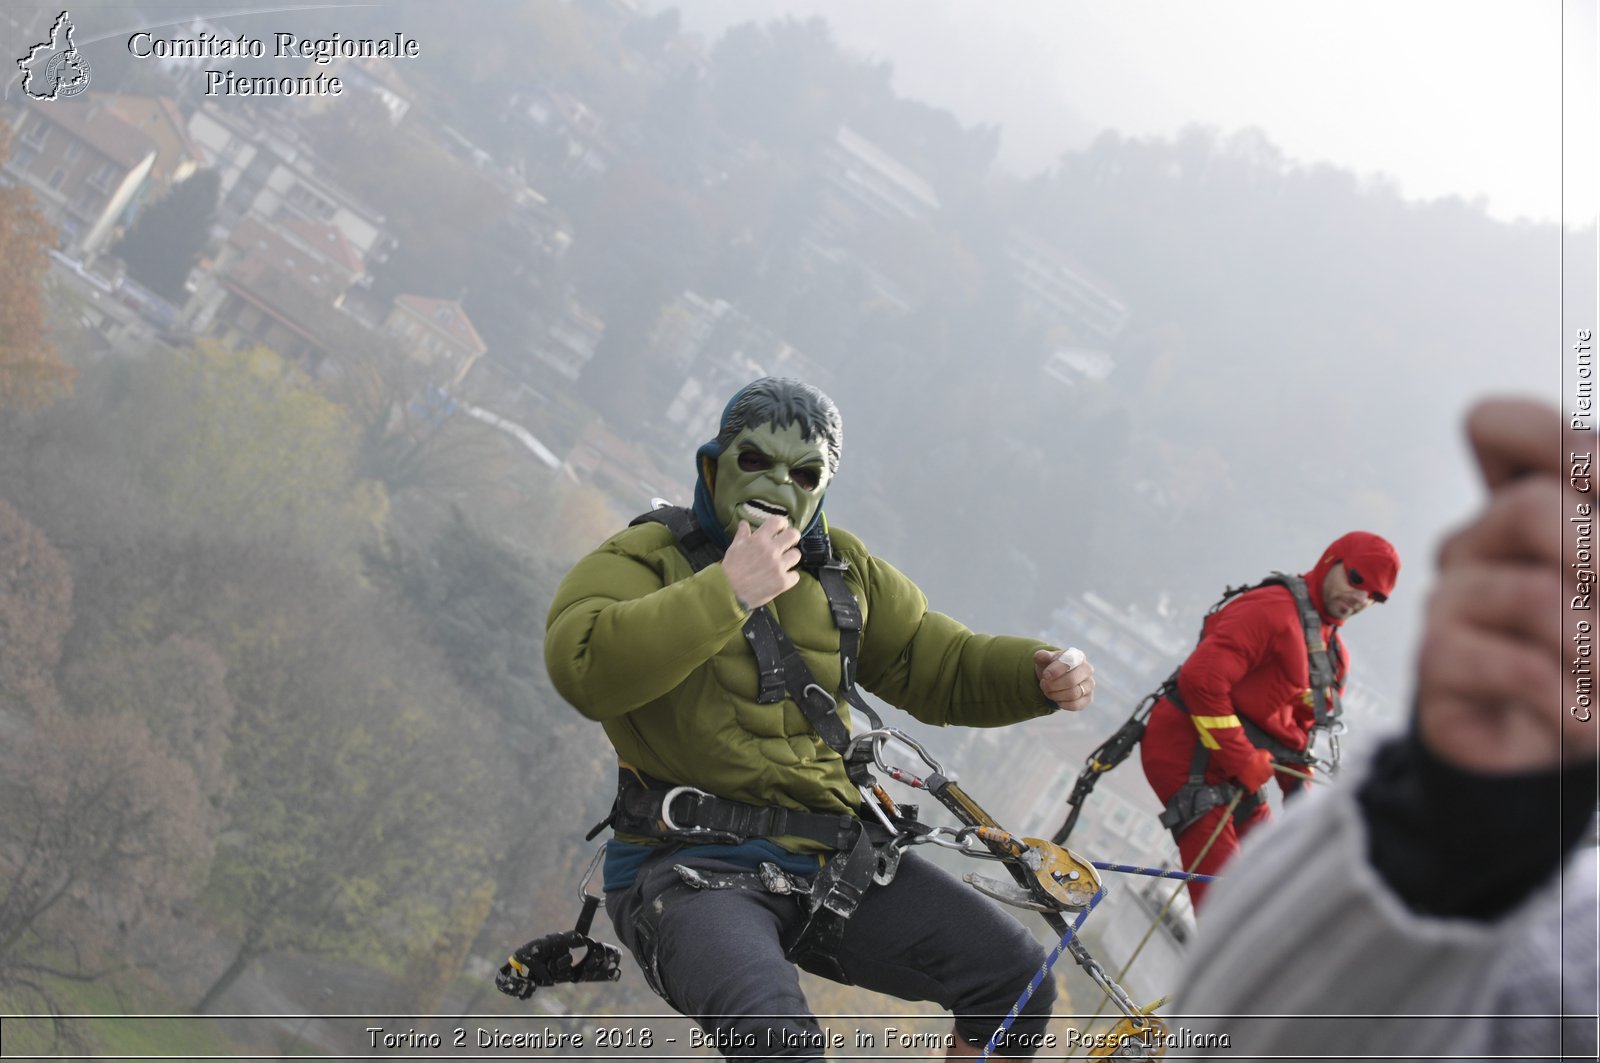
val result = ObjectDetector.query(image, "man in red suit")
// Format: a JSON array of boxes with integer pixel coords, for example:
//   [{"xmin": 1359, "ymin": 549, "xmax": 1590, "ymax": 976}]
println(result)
[{"xmin": 1139, "ymin": 532, "xmax": 1400, "ymax": 907}]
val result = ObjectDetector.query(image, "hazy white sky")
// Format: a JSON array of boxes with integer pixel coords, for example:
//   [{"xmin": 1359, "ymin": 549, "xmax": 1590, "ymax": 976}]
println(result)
[{"xmin": 671, "ymin": 0, "xmax": 1598, "ymax": 227}]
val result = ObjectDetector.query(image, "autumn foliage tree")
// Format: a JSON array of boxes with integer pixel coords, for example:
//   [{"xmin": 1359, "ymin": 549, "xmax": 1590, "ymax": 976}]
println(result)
[
  {"xmin": 0, "ymin": 498, "xmax": 72, "ymax": 721},
  {"xmin": 0, "ymin": 127, "xmax": 72, "ymax": 411},
  {"xmin": 61, "ymin": 635, "xmax": 236, "ymax": 818},
  {"xmin": 0, "ymin": 503, "xmax": 221, "ymax": 1014},
  {"xmin": 0, "ymin": 713, "xmax": 214, "ymax": 1005}
]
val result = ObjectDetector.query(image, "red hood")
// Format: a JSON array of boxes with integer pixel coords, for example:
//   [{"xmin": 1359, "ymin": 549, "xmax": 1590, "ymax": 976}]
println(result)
[{"xmin": 1304, "ymin": 531, "xmax": 1401, "ymax": 625}]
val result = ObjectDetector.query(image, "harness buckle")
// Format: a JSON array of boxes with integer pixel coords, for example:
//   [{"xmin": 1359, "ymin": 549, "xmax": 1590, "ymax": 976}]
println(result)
[
  {"xmin": 659, "ymin": 785, "xmax": 721, "ymax": 836},
  {"xmin": 800, "ymin": 682, "xmax": 836, "ymax": 709}
]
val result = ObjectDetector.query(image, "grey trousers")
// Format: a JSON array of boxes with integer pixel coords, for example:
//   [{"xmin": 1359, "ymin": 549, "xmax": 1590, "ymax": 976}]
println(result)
[{"xmin": 606, "ymin": 848, "xmax": 1056, "ymax": 1061}]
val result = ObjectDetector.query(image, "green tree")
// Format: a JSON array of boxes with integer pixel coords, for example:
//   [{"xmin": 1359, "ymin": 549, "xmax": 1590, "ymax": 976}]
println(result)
[
  {"xmin": 325, "ymin": 337, "xmax": 511, "ymax": 504},
  {"xmin": 0, "ymin": 498, "xmax": 72, "ymax": 720},
  {"xmin": 185, "ymin": 554, "xmax": 508, "ymax": 1012},
  {"xmin": 399, "ymin": 881, "xmax": 494, "ymax": 1014},
  {"xmin": 365, "ymin": 509, "xmax": 616, "ymax": 956},
  {"xmin": 111, "ymin": 170, "xmax": 219, "ymax": 303},
  {"xmin": 366, "ymin": 509, "xmax": 558, "ymax": 725},
  {"xmin": 113, "ymin": 340, "xmax": 383, "ymax": 552}
]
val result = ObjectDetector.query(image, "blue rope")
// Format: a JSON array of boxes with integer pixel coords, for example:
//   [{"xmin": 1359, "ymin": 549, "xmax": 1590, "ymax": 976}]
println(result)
[
  {"xmin": 977, "ymin": 889, "xmax": 1103, "ymax": 1061},
  {"xmin": 1091, "ymin": 861, "xmax": 1218, "ymax": 884}
]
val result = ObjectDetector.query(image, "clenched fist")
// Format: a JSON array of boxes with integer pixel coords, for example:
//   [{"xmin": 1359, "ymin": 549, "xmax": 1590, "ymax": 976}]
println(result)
[
  {"xmin": 1416, "ymin": 399, "xmax": 1587, "ymax": 774},
  {"xmin": 1035, "ymin": 646, "xmax": 1095, "ymax": 711}
]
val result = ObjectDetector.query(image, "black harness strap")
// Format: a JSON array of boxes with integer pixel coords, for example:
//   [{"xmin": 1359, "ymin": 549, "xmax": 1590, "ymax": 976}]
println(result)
[
  {"xmin": 1240, "ymin": 717, "xmax": 1315, "ymax": 766},
  {"xmin": 742, "ymin": 611, "xmax": 790, "ymax": 704},
  {"xmin": 1156, "ymin": 737, "xmax": 1239, "ymax": 834},
  {"xmin": 815, "ymin": 557, "xmax": 885, "ymax": 738},
  {"xmin": 1275, "ymin": 572, "xmax": 1345, "ymax": 732},
  {"xmin": 786, "ymin": 826, "xmax": 877, "ymax": 983},
  {"xmin": 630, "ymin": 504, "xmax": 723, "ymax": 571},
  {"xmin": 1156, "ymin": 675, "xmax": 1235, "ymax": 833},
  {"xmin": 610, "ymin": 767, "xmax": 877, "ymax": 851},
  {"xmin": 745, "ymin": 607, "xmax": 854, "ymax": 751}
]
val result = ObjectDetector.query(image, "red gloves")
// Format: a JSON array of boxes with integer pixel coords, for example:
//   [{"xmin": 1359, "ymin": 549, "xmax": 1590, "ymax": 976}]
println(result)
[{"xmin": 1235, "ymin": 748, "xmax": 1276, "ymax": 793}]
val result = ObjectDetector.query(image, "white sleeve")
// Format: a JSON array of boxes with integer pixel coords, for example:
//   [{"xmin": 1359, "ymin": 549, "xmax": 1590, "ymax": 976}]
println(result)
[{"xmin": 1170, "ymin": 784, "xmax": 1589, "ymax": 1061}]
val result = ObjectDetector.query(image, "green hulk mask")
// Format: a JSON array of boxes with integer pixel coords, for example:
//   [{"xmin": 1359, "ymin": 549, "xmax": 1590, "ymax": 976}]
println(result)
[
  {"xmin": 691, "ymin": 378, "xmax": 844, "ymax": 548},
  {"xmin": 712, "ymin": 421, "xmax": 832, "ymax": 541}
]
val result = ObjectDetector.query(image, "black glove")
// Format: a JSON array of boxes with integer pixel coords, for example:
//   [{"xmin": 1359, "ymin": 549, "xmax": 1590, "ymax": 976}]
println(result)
[
  {"xmin": 495, "ymin": 958, "xmax": 538, "ymax": 1000},
  {"xmin": 495, "ymin": 931, "xmax": 622, "ymax": 999}
]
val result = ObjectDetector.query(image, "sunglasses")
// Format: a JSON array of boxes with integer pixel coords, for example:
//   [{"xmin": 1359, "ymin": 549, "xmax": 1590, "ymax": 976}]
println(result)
[{"xmin": 1346, "ymin": 568, "xmax": 1387, "ymax": 604}]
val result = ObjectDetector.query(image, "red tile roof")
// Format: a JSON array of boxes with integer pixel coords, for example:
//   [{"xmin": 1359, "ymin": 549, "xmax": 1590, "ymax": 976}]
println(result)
[
  {"xmin": 28, "ymin": 100, "xmax": 156, "ymax": 170},
  {"xmin": 393, "ymin": 294, "xmax": 487, "ymax": 355},
  {"xmin": 226, "ymin": 216, "xmax": 349, "ymax": 302},
  {"xmin": 284, "ymin": 218, "xmax": 364, "ymax": 274}
]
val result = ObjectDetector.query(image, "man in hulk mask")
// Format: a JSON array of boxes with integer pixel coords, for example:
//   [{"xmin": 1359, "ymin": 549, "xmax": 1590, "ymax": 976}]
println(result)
[{"xmin": 545, "ymin": 377, "xmax": 1097, "ymax": 1060}]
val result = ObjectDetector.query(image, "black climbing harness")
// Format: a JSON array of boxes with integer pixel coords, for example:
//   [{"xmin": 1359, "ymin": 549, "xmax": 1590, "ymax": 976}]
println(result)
[{"xmin": 1053, "ymin": 573, "xmax": 1346, "ymax": 847}]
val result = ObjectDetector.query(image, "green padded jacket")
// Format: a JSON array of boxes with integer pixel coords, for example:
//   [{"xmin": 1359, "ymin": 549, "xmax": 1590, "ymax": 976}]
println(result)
[{"xmin": 544, "ymin": 520, "xmax": 1058, "ymax": 853}]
